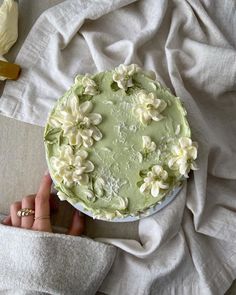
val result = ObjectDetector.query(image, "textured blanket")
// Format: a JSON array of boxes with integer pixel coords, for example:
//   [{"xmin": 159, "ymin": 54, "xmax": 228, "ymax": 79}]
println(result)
[{"xmin": 0, "ymin": 0, "xmax": 236, "ymax": 294}]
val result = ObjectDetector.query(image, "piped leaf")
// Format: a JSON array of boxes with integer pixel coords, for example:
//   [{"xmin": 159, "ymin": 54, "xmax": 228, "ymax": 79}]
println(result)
[{"xmin": 44, "ymin": 128, "xmax": 62, "ymax": 144}]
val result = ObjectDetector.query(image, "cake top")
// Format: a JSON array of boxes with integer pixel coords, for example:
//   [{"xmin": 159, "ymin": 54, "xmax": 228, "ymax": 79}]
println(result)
[{"xmin": 44, "ymin": 64, "xmax": 198, "ymax": 220}]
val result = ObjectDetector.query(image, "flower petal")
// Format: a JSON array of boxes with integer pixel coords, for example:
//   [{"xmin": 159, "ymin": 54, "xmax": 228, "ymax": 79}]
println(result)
[
  {"xmin": 188, "ymin": 146, "xmax": 198, "ymax": 160},
  {"xmin": 179, "ymin": 137, "xmax": 192, "ymax": 148},
  {"xmin": 149, "ymin": 110, "xmax": 164, "ymax": 121},
  {"xmin": 91, "ymin": 126, "xmax": 103, "ymax": 141},
  {"xmin": 83, "ymin": 137, "xmax": 94, "ymax": 148},
  {"xmin": 142, "ymin": 136, "xmax": 151, "ymax": 148},
  {"xmin": 151, "ymin": 183, "xmax": 160, "ymax": 197},
  {"xmin": 152, "ymin": 165, "xmax": 162, "ymax": 175},
  {"xmin": 161, "ymin": 170, "xmax": 168, "ymax": 180},
  {"xmin": 76, "ymin": 150, "xmax": 88, "ymax": 160},
  {"xmin": 190, "ymin": 161, "xmax": 198, "ymax": 171},
  {"xmin": 79, "ymin": 101, "xmax": 93, "ymax": 114},
  {"xmin": 149, "ymin": 141, "xmax": 156, "ymax": 152},
  {"xmin": 88, "ymin": 113, "xmax": 102, "ymax": 125},
  {"xmin": 179, "ymin": 162, "xmax": 188, "ymax": 176},
  {"xmin": 78, "ymin": 174, "xmax": 89, "ymax": 185},
  {"xmin": 68, "ymin": 94, "xmax": 80, "ymax": 117},
  {"xmin": 68, "ymin": 133, "xmax": 79, "ymax": 146},
  {"xmin": 84, "ymin": 160, "xmax": 94, "ymax": 173},
  {"xmin": 158, "ymin": 100, "xmax": 167, "ymax": 112},
  {"xmin": 158, "ymin": 181, "xmax": 169, "ymax": 190},
  {"xmin": 48, "ymin": 116, "xmax": 62, "ymax": 128},
  {"xmin": 80, "ymin": 129, "xmax": 93, "ymax": 139},
  {"xmin": 74, "ymin": 167, "xmax": 86, "ymax": 176},
  {"xmin": 140, "ymin": 182, "xmax": 149, "ymax": 193}
]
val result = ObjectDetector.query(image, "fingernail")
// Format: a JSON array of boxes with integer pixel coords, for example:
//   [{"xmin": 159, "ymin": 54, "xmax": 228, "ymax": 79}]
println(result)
[
  {"xmin": 44, "ymin": 170, "xmax": 50, "ymax": 176},
  {"xmin": 78, "ymin": 211, "xmax": 84, "ymax": 217},
  {"xmin": 2, "ymin": 217, "xmax": 8, "ymax": 224}
]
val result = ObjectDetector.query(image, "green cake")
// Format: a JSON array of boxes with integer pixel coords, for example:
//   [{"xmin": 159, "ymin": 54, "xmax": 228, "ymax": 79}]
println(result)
[{"xmin": 44, "ymin": 64, "xmax": 198, "ymax": 220}]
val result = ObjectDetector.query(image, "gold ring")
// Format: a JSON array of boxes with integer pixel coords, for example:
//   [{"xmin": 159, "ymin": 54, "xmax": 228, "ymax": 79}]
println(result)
[
  {"xmin": 17, "ymin": 208, "xmax": 35, "ymax": 217},
  {"xmin": 34, "ymin": 215, "xmax": 50, "ymax": 221}
]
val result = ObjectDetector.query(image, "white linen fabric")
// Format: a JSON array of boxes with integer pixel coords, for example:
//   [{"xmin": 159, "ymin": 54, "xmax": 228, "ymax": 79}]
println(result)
[
  {"xmin": 0, "ymin": 215, "xmax": 116, "ymax": 295},
  {"xmin": 0, "ymin": 0, "xmax": 236, "ymax": 294}
]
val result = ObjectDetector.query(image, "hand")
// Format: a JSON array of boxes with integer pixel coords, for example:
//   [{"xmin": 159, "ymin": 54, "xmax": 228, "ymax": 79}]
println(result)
[{"xmin": 2, "ymin": 172, "xmax": 85, "ymax": 236}]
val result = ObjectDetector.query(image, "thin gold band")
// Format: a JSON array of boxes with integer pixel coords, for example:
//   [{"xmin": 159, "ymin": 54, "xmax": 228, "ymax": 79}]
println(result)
[{"xmin": 34, "ymin": 215, "xmax": 50, "ymax": 221}]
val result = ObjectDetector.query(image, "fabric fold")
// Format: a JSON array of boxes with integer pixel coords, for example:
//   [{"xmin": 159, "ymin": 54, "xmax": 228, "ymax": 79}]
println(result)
[{"xmin": 0, "ymin": 221, "xmax": 116, "ymax": 295}]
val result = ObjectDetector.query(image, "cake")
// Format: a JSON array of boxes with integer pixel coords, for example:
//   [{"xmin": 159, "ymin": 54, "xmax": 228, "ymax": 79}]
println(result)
[{"xmin": 44, "ymin": 64, "xmax": 198, "ymax": 220}]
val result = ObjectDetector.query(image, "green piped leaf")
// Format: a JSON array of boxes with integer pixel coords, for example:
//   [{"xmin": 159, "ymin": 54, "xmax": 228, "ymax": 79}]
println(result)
[
  {"xmin": 44, "ymin": 128, "xmax": 62, "ymax": 144},
  {"xmin": 139, "ymin": 169, "xmax": 148, "ymax": 178},
  {"xmin": 136, "ymin": 180, "xmax": 143, "ymax": 188},
  {"xmin": 126, "ymin": 87, "xmax": 136, "ymax": 96},
  {"xmin": 111, "ymin": 81, "xmax": 120, "ymax": 92}
]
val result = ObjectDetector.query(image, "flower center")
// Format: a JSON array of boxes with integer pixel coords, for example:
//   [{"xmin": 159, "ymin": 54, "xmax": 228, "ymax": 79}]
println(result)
[{"xmin": 76, "ymin": 120, "xmax": 87, "ymax": 130}]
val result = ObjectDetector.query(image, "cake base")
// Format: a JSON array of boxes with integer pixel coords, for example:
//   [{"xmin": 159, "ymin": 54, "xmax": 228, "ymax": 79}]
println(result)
[{"xmin": 73, "ymin": 183, "xmax": 183, "ymax": 222}]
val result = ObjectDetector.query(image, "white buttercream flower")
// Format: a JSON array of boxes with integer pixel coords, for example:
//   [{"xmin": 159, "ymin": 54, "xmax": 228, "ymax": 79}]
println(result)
[
  {"xmin": 50, "ymin": 145, "xmax": 94, "ymax": 187},
  {"xmin": 142, "ymin": 136, "xmax": 156, "ymax": 153},
  {"xmin": 49, "ymin": 94, "xmax": 102, "ymax": 147},
  {"xmin": 74, "ymin": 74, "xmax": 99, "ymax": 96},
  {"xmin": 113, "ymin": 64, "xmax": 140, "ymax": 90},
  {"xmin": 81, "ymin": 75, "xmax": 98, "ymax": 96},
  {"xmin": 134, "ymin": 90, "xmax": 167, "ymax": 124},
  {"xmin": 168, "ymin": 137, "xmax": 198, "ymax": 177},
  {"xmin": 140, "ymin": 165, "xmax": 169, "ymax": 198}
]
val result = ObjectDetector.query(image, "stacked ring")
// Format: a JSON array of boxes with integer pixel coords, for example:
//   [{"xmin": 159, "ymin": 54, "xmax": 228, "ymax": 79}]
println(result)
[{"xmin": 17, "ymin": 208, "xmax": 35, "ymax": 217}]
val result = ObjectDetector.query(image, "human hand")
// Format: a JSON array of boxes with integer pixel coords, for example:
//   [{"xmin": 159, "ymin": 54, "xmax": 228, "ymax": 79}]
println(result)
[{"xmin": 2, "ymin": 171, "xmax": 85, "ymax": 236}]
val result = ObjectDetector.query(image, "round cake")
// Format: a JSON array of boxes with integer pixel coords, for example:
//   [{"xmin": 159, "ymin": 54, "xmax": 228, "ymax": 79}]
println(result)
[{"xmin": 44, "ymin": 64, "xmax": 198, "ymax": 220}]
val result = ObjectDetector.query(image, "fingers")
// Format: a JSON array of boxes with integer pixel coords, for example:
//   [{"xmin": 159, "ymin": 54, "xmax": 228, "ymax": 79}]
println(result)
[
  {"xmin": 2, "ymin": 215, "xmax": 12, "ymax": 226},
  {"xmin": 10, "ymin": 201, "xmax": 21, "ymax": 227},
  {"xmin": 37, "ymin": 172, "xmax": 52, "ymax": 202},
  {"xmin": 33, "ymin": 173, "xmax": 52, "ymax": 232},
  {"xmin": 21, "ymin": 195, "xmax": 35, "ymax": 229},
  {"xmin": 68, "ymin": 211, "xmax": 85, "ymax": 236}
]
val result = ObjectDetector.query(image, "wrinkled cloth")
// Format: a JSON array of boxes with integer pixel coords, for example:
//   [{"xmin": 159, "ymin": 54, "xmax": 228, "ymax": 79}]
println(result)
[
  {"xmin": 0, "ymin": 0, "xmax": 236, "ymax": 294},
  {"xmin": 0, "ymin": 214, "xmax": 116, "ymax": 295}
]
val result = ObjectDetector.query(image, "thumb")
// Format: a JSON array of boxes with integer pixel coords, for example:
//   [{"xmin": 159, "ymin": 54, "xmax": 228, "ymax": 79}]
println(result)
[{"xmin": 68, "ymin": 210, "xmax": 85, "ymax": 236}]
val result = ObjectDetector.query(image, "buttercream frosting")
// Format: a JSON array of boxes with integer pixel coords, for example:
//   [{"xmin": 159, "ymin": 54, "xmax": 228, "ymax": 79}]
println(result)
[{"xmin": 44, "ymin": 64, "xmax": 198, "ymax": 220}]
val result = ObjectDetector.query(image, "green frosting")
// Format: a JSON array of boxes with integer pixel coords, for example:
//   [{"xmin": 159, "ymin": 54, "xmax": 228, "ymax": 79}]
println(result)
[{"xmin": 44, "ymin": 66, "xmax": 195, "ymax": 220}]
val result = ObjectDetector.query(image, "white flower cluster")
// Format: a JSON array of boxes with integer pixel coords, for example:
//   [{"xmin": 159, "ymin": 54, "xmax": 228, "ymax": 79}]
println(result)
[
  {"xmin": 50, "ymin": 145, "xmax": 94, "ymax": 187},
  {"xmin": 168, "ymin": 137, "xmax": 198, "ymax": 177},
  {"xmin": 74, "ymin": 74, "xmax": 99, "ymax": 96},
  {"xmin": 112, "ymin": 64, "xmax": 140, "ymax": 90},
  {"xmin": 134, "ymin": 90, "xmax": 167, "ymax": 124},
  {"xmin": 142, "ymin": 136, "xmax": 156, "ymax": 153},
  {"xmin": 140, "ymin": 165, "xmax": 169, "ymax": 198},
  {"xmin": 49, "ymin": 94, "xmax": 102, "ymax": 147},
  {"xmin": 81, "ymin": 75, "xmax": 99, "ymax": 96}
]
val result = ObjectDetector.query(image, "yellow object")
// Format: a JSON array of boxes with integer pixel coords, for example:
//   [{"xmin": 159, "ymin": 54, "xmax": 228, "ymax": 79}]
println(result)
[
  {"xmin": 0, "ymin": 0, "xmax": 19, "ymax": 80},
  {"xmin": 0, "ymin": 59, "xmax": 20, "ymax": 79},
  {"xmin": 0, "ymin": 0, "xmax": 18, "ymax": 55}
]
